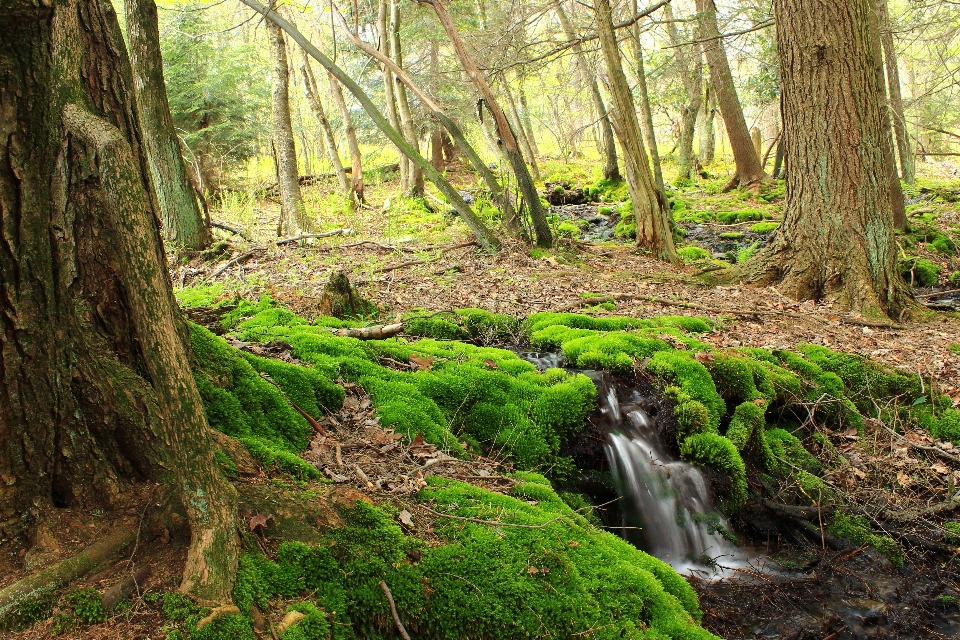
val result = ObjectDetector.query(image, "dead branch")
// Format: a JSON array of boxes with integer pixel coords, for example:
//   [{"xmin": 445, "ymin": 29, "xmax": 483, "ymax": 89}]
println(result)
[
  {"xmin": 274, "ymin": 228, "xmax": 354, "ymax": 246},
  {"xmin": 330, "ymin": 323, "xmax": 405, "ymax": 339},
  {"xmin": 378, "ymin": 581, "xmax": 412, "ymax": 640},
  {"xmin": 210, "ymin": 221, "xmax": 253, "ymax": 242},
  {"xmin": 258, "ymin": 372, "xmax": 329, "ymax": 436}
]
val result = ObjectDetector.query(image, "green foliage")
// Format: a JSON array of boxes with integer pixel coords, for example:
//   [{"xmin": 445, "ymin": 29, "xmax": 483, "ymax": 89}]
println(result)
[
  {"xmin": 679, "ymin": 434, "xmax": 748, "ymax": 513},
  {"xmin": 749, "ymin": 222, "xmax": 779, "ymax": 234},
  {"xmin": 678, "ymin": 246, "xmax": 711, "ymax": 262},
  {"xmin": 163, "ymin": 592, "xmax": 201, "ymax": 623},
  {"xmin": 826, "ymin": 514, "xmax": 903, "ymax": 567},
  {"xmin": 944, "ymin": 521, "xmax": 960, "ymax": 545},
  {"xmin": 950, "ymin": 343, "xmax": 960, "ymax": 355},
  {"xmin": 648, "ymin": 352, "xmax": 725, "ymax": 435},
  {"xmin": 278, "ymin": 602, "xmax": 331, "ymax": 640},
  {"xmin": 583, "ymin": 178, "xmax": 629, "ymax": 202},
  {"xmin": 176, "ymin": 284, "xmax": 230, "ymax": 309},
  {"xmin": 556, "ymin": 220, "xmax": 582, "ymax": 238},
  {"xmin": 736, "ymin": 241, "xmax": 761, "ymax": 264},
  {"xmin": 0, "ymin": 591, "xmax": 54, "ymax": 632},
  {"xmin": 67, "ymin": 587, "xmax": 106, "ymax": 625},
  {"xmin": 718, "ymin": 231, "xmax": 744, "ymax": 240},
  {"xmin": 716, "ymin": 209, "xmax": 766, "ymax": 224},
  {"xmin": 614, "ymin": 202, "xmax": 636, "ymax": 239},
  {"xmin": 899, "ymin": 257, "xmax": 941, "ymax": 287},
  {"xmin": 232, "ymin": 481, "xmax": 716, "ymax": 639}
]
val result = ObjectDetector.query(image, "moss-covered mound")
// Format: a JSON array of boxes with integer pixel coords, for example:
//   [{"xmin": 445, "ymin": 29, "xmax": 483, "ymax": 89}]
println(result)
[{"xmin": 152, "ymin": 474, "xmax": 715, "ymax": 640}]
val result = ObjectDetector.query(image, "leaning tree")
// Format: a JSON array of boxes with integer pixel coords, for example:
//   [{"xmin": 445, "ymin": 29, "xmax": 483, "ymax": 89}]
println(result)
[
  {"xmin": 738, "ymin": 0, "xmax": 914, "ymax": 319},
  {"xmin": 0, "ymin": 0, "xmax": 237, "ymax": 603}
]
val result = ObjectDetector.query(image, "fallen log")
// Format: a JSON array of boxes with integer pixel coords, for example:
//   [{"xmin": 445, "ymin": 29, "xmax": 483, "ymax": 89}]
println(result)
[{"xmin": 330, "ymin": 323, "xmax": 404, "ymax": 339}]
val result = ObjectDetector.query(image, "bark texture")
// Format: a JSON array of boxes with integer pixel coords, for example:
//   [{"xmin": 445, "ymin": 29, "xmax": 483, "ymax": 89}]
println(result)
[
  {"xmin": 629, "ymin": 0, "xmax": 664, "ymax": 198},
  {"xmin": 700, "ymin": 80, "xmax": 716, "ymax": 164},
  {"xmin": 695, "ymin": 0, "xmax": 767, "ymax": 190},
  {"xmin": 124, "ymin": 0, "xmax": 210, "ymax": 250},
  {"xmin": 741, "ymin": 0, "xmax": 913, "ymax": 319},
  {"xmin": 596, "ymin": 0, "xmax": 676, "ymax": 263},
  {"xmin": 554, "ymin": 0, "xmax": 619, "ymax": 182},
  {"xmin": 328, "ymin": 71, "xmax": 365, "ymax": 203},
  {"xmin": 664, "ymin": 4, "xmax": 703, "ymax": 181},
  {"xmin": 876, "ymin": 0, "xmax": 914, "ymax": 184},
  {"xmin": 0, "ymin": 0, "xmax": 236, "ymax": 603},
  {"xmin": 268, "ymin": 21, "xmax": 310, "ymax": 235},
  {"xmin": 390, "ymin": 0, "xmax": 424, "ymax": 196}
]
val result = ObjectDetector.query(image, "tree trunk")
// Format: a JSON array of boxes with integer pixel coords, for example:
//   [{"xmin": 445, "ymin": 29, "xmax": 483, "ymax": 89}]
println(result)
[
  {"xmin": 124, "ymin": 0, "xmax": 210, "ymax": 251},
  {"xmin": 390, "ymin": 0, "xmax": 424, "ymax": 196},
  {"xmin": 628, "ymin": 0, "xmax": 665, "ymax": 199},
  {"xmin": 517, "ymin": 84, "xmax": 540, "ymax": 158},
  {"xmin": 0, "ymin": 0, "xmax": 236, "ymax": 604},
  {"xmin": 876, "ymin": 0, "xmax": 914, "ymax": 184},
  {"xmin": 268, "ymin": 21, "xmax": 311, "ymax": 234},
  {"xmin": 554, "ymin": 0, "xmax": 619, "ymax": 182},
  {"xmin": 502, "ymin": 80, "xmax": 541, "ymax": 182},
  {"xmin": 739, "ymin": 0, "xmax": 913, "ymax": 319},
  {"xmin": 700, "ymin": 80, "xmax": 716, "ymax": 165},
  {"xmin": 664, "ymin": 3, "xmax": 703, "ymax": 181},
  {"xmin": 417, "ymin": 0, "xmax": 551, "ymax": 247},
  {"xmin": 328, "ymin": 71, "xmax": 365, "ymax": 203},
  {"xmin": 378, "ymin": 0, "xmax": 408, "ymax": 191},
  {"xmin": 242, "ymin": 0, "xmax": 502, "ymax": 252},
  {"xmin": 695, "ymin": 0, "xmax": 767, "ymax": 191},
  {"xmin": 595, "ymin": 0, "xmax": 677, "ymax": 263},
  {"xmin": 302, "ymin": 54, "xmax": 351, "ymax": 198}
]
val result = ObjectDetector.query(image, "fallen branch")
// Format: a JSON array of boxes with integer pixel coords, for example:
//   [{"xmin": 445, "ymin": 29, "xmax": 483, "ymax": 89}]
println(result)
[
  {"xmin": 258, "ymin": 372, "xmax": 329, "ymax": 436},
  {"xmin": 210, "ymin": 221, "xmax": 252, "ymax": 242},
  {"xmin": 274, "ymin": 228, "xmax": 353, "ymax": 246},
  {"xmin": 330, "ymin": 323, "xmax": 404, "ymax": 339},
  {"xmin": 102, "ymin": 564, "xmax": 151, "ymax": 612},
  {"xmin": 207, "ymin": 247, "xmax": 265, "ymax": 280},
  {"xmin": 372, "ymin": 241, "xmax": 479, "ymax": 275},
  {"xmin": 916, "ymin": 288, "xmax": 960, "ymax": 299},
  {"xmin": 417, "ymin": 504, "xmax": 566, "ymax": 529},
  {"xmin": 379, "ymin": 581, "xmax": 412, "ymax": 640},
  {"xmin": 865, "ymin": 417, "xmax": 960, "ymax": 463},
  {"xmin": 0, "ymin": 526, "xmax": 138, "ymax": 616}
]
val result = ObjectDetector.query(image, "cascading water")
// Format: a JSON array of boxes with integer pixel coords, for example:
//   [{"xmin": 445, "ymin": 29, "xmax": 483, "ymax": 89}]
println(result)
[{"xmin": 520, "ymin": 351, "xmax": 752, "ymax": 576}]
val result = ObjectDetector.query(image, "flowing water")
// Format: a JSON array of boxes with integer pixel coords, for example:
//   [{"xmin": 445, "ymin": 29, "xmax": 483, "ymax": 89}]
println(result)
[{"xmin": 519, "ymin": 351, "xmax": 757, "ymax": 577}]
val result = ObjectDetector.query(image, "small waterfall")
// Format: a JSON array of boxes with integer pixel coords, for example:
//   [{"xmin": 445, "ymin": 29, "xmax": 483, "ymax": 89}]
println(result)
[{"xmin": 518, "ymin": 350, "xmax": 751, "ymax": 576}]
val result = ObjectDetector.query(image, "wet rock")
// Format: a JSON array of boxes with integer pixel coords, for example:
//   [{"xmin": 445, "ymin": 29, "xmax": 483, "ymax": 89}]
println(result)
[{"xmin": 846, "ymin": 598, "xmax": 889, "ymax": 625}]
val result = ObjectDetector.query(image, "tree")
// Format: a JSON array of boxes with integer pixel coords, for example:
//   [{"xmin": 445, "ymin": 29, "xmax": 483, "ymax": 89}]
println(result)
[
  {"xmin": 595, "ymin": 0, "xmax": 677, "ymax": 263},
  {"xmin": 739, "ymin": 0, "xmax": 913, "ymax": 319},
  {"xmin": 302, "ymin": 54, "xmax": 352, "ymax": 198},
  {"xmin": 695, "ymin": 0, "xmax": 767, "ymax": 191},
  {"xmin": 876, "ymin": 0, "xmax": 915, "ymax": 185},
  {"xmin": 124, "ymin": 0, "xmax": 210, "ymax": 250},
  {"xmin": 268, "ymin": 20, "xmax": 312, "ymax": 235},
  {"xmin": 1, "ymin": 0, "xmax": 236, "ymax": 603},
  {"xmin": 553, "ymin": 0, "xmax": 619, "ymax": 182},
  {"xmin": 416, "ymin": 0, "xmax": 553, "ymax": 247},
  {"xmin": 664, "ymin": 3, "xmax": 703, "ymax": 181}
]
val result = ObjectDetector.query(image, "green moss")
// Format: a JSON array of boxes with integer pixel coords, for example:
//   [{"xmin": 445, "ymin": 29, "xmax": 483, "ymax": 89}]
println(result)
[
  {"xmin": 945, "ymin": 521, "xmax": 960, "ymax": 545},
  {"xmin": 736, "ymin": 241, "xmax": 761, "ymax": 264},
  {"xmin": 648, "ymin": 352, "xmax": 724, "ymax": 435},
  {"xmin": 718, "ymin": 231, "xmax": 744, "ymax": 240},
  {"xmin": 583, "ymin": 177, "xmax": 628, "ymax": 202},
  {"xmin": 725, "ymin": 401, "xmax": 774, "ymax": 468},
  {"xmin": 949, "ymin": 272, "xmax": 960, "ymax": 284},
  {"xmin": 232, "ymin": 481, "xmax": 716, "ymax": 639},
  {"xmin": 278, "ymin": 602, "xmax": 330, "ymax": 640},
  {"xmin": 679, "ymin": 434, "xmax": 747, "ymax": 513},
  {"xmin": 949, "ymin": 343, "xmax": 960, "ymax": 355},
  {"xmin": 717, "ymin": 209, "xmax": 765, "ymax": 224},
  {"xmin": 678, "ymin": 246, "xmax": 711, "ymax": 262},
  {"xmin": 403, "ymin": 314, "xmax": 469, "ymax": 341},
  {"xmin": 826, "ymin": 513, "xmax": 903, "ymax": 567},
  {"xmin": 557, "ymin": 220, "xmax": 582, "ymax": 238},
  {"xmin": 749, "ymin": 222, "xmax": 779, "ymax": 234},
  {"xmin": 929, "ymin": 233, "xmax": 956, "ymax": 255},
  {"xmin": 900, "ymin": 257, "xmax": 941, "ymax": 287},
  {"xmin": 177, "ymin": 283, "xmax": 230, "ymax": 308}
]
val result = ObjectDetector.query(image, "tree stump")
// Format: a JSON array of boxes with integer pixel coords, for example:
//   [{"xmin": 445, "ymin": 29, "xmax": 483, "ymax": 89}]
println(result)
[{"xmin": 318, "ymin": 272, "xmax": 376, "ymax": 319}]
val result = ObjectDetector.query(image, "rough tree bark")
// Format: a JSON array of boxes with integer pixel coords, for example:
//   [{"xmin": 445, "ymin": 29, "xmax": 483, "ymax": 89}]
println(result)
[
  {"xmin": 628, "ymin": 0, "xmax": 665, "ymax": 199},
  {"xmin": 695, "ymin": 0, "xmax": 767, "ymax": 191},
  {"xmin": 738, "ymin": 0, "xmax": 913, "ymax": 319},
  {"xmin": 302, "ymin": 54, "xmax": 352, "ymax": 198},
  {"xmin": 0, "ymin": 0, "xmax": 236, "ymax": 603},
  {"xmin": 595, "ymin": 0, "xmax": 677, "ymax": 263},
  {"xmin": 124, "ymin": 0, "xmax": 210, "ymax": 250},
  {"xmin": 416, "ymin": 0, "xmax": 552, "ymax": 247},
  {"xmin": 664, "ymin": 3, "xmax": 703, "ymax": 181},
  {"xmin": 876, "ymin": 0, "xmax": 914, "ymax": 184},
  {"xmin": 554, "ymin": 0, "xmax": 620, "ymax": 182},
  {"xmin": 241, "ymin": 0, "xmax": 501, "ymax": 252},
  {"xmin": 700, "ymin": 79, "xmax": 716, "ymax": 165},
  {"xmin": 268, "ymin": 20, "xmax": 311, "ymax": 235},
  {"xmin": 328, "ymin": 71, "xmax": 365, "ymax": 203}
]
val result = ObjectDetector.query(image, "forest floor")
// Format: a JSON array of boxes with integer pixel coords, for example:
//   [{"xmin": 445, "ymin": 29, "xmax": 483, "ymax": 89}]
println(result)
[{"xmin": 5, "ymin": 159, "xmax": 960, "ymax": 640}]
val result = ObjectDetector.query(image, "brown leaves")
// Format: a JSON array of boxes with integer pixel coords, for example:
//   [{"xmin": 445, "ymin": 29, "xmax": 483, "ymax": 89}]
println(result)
[
  {"xmin": 249, "ymin": 513, "xmax": 273, "ymax": 533},
  {"xmin": 399, "ymin": 509, "xmax": 414, "ymax": 527},
  {"xmin": 694, "ymin": 351, "xmax": 715, "ymax": 364},
  {"xmin": 409, "ymin": 353, "xmax": 434, "ymax": 370},
  {"xmin": 483, "ymin": 359, "xmax": 498, "ymax": 369}
]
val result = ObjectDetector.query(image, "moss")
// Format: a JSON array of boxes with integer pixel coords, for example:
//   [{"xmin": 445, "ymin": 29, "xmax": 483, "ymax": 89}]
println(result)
[
  {"xmin": 678, "ymin": 246, "xmax": 711, "ymax": 262},
  {"xmin": 557, "ymin": 220, "xmax": 582, "ymax": 238},
  {"xmin": 718, "ymin": 231, "xmax": 744, "ymax": 240},
  {"xmin": 950, "ymin": 272, "xmax": 960, "ymax": 284},
  {"xmin": 647, "ymin": 352, "xmax": 724, "ymax": 435},
  {"xmin": 679, "ymin": 434, "xmax": 748, "ymax": 513},
  {"xmin": 913, "ymin": 406, "xmax": 960, "ymax": 445},
  {"xmin": 900, "ymin": 257, "xmax": 941, "ymax": 287},
  {"xmin": 749, "ymin": 222, "xmax": 779, "ymax": 234},
  {"xmin": 403, "ymin": 314, "xmax": 469, "ymax": 341},
  {"xmin": 725, "ymin": 401, "xmax": 774, "ymax": 468},
  {"xmin": 944, "ymin": 521, "xmax": 960, "ymax": 545},
  {"xmin": 826, "ymin": 513, "xmax": 903, "ymax": 567},
  {"xmin": 232, "ymin": 481, "xmax": 716, "ymax": 639},
  {"xmin": 583, "ymin": 177, "xmax": 628, "ymax": 202},
  {"xmin": 717, "ymin": 209, "xmax": 765, "ymax": 224},
  {"xmin": 766, "ymin": 428, "xmax": 820, "ymax": 475},
  {"xmin": 455, "ymin": 308, "xmax": 520, "ymax": 342},
  {"xmin": 929, "ymin": 233, "xmax": 956, "ymax": 256},
  {"xmin": 279, "ymin": 602, "xmax": 330, "ymax": 640},
  {"xmin": 176, "ymin": 283, "xmax": 229, "ymax": 308}
]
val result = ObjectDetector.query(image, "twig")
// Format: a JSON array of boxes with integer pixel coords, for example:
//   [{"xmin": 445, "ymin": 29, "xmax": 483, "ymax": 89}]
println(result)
[
  {"xmin": 210, "ymin": 221, "xmax": 252, "ymax": 241},
  {"xmin": 916, "ymin": 288, "xmax": 960, "ymax": 299},
  {"xmin": 274, "ymin": 228, "xmax": 353, "ymax": 246},
  {"xmin": 378, "ymin": 581, "xmax": 412, "ymax": 640},
  {"xmin": 418, "ymin": 504, "xmax": 566, "ymax": 529},
  {"xmin": 865, "ymin": 417, "xmax": 960, "ymax": 463},
  {"xmin": 207, "ymin": 247, "xmax": 265, "ymax": 280},
  {"xmin": 258, "ymin": 372, "xmax": 329, "ymax": 436},
  {"xmin": 372, "ymin": 241, "xmax": 478, "ymax": 274}
]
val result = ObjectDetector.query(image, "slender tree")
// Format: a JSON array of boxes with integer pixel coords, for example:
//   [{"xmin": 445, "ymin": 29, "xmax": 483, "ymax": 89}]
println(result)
[
  {"xmin": 302, "ymin": 55, "xmax": 352, "ymax": 198},
  {"xmin": 664, "ymin": 3, "xmax": 703, "ymax": 181},
  {"xmin": 328, "ymin": 72, "xmax": 365, "ymax": 203},
  {"xmin": 700, "ymin": 80, "xmax": 717, "ymax": 165},
  {"xmin": 554, "ymin": 0, "xmax": 620, "ymax": 181},
  {"xmin": 378, "ymin": 0, "xmax": 408, "ymax": 189},
  {"xmin": 268, "ymin": 20, "xmax": 311, "ymax": 234},
  {"xmin": 876, "ymin": 0, "xmax": 914, "ymax": 184},
  {"xmin": 416, "ymin": 0, "xmax": 552, "ymax": 247},
  {"xmin": 1, "ymin": 0, "xmax": 236, "ymax": 603},
  {"xmin": 596, "ymin": 0, "xmax": 677, "ymax": 262},
  {"xmin": 628, "ymin": 0, "xmax": 665, "ymax": 198},
  {"xmin": 124, "ymin": 0, "xmax": 210, "ymax": 250},
  {"xmin": 390, "ymin": 0, "xmax": 424, "ymax": 196},
  {"xmin": 740, "ymin": 0, "xmax": 913, "ymax": 318},
  {"xmin": 695, "ymin": 0, "xmax": 767, "ymax": 191}
]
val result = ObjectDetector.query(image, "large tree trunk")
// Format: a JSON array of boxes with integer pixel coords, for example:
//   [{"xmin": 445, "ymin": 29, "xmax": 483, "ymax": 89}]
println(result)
[
  {"xmin": 695, "ymin": 0, "xmax": 767, "ymax": 191},
  {"xmin": 417, "ymin": 0, "xmax": 552, "ymax": 247},
  {"xmin": 554, "ymin": 0, "xmax": 620, "ymax": 182},
  {"xmin": 390, "ymin": 0, "xmax": 424, "ymax": 196},
  {"xmin": 739, "ymin": 0, "xmax": 913, "ymax": 319},
  {"xmin": 0, "ymin": 0, "xmax": 236, "ymax": 603},
  {"xmin": 268, "ymin": 20, "xmax": 311, "ymax": 235},
  {"xmin": 302, "ymin": 54, "xmax": 352, "ymax": 198},
  {"xmin": 876, "ymin": 0, "xmax": 914, "ymax": 185},
  {"xmin": 664, "ymin": 4, "xmax": 703, "ymax": 181},
  {"xmin": 595, "ymin": 0, "xmax": 677, "ymax": 263},
  {"xmin": 124, "ymin": 0, "xmax": 210, "ymax": 251}
]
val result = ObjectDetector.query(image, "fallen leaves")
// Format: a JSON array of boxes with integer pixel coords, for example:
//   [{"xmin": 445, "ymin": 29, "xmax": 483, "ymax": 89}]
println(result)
[{"xmin": 249, "ymin": 513, "xmax": 273, "ymax": 533}]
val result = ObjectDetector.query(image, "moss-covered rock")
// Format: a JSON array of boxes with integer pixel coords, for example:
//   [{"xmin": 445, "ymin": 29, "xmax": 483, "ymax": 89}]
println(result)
[
  {"xmin": 900, "ymin": 257, "xmax": 941, "ymax": 287},
  {"xmin": 827, "ymin": 513, "xmax": 903, "ymax": 567}
]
